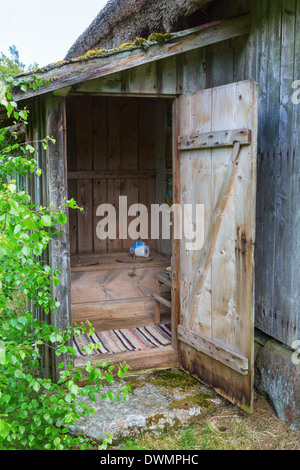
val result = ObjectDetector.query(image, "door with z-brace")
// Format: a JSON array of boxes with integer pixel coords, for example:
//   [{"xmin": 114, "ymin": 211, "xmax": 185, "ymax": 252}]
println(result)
[{"xmin": 174, "ymin": 80, "xmax": 258, "ymax": 412}]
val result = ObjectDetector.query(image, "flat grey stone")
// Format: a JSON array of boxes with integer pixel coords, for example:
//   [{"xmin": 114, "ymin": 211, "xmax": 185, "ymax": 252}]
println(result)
[{"xmin": 71, "ymin": 369, "xmax": 220, "ymax": 441}]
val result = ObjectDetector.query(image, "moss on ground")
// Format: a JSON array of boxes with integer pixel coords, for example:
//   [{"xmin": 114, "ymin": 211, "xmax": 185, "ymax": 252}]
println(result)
[{"xmin": 123, "ymin": 368, "xmax": 219, "ymax": 414}]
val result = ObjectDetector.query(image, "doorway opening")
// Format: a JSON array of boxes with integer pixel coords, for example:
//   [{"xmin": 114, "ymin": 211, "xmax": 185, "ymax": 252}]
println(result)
[{"xmin": 66, "ymin": 95, "xmax": 178, "ymax": 369}]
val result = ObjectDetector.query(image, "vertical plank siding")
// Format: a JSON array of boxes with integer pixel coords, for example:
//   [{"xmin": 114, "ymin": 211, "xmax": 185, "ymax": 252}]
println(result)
[
  {"xmin": 180, "ymin": 0, "xmax": 300, "ymax": 347},
  {"xmin": 27, "ymin": 96, "xmax": 71, "ymax": 381},
  {"xmin": 67, "ymin": 96, "xmax": 171, "ymax": 256}
]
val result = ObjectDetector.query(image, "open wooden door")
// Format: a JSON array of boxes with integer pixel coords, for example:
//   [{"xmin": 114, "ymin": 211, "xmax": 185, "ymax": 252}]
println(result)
[{"xmin": 175, "ymin": 80, "xmax": 258, "ymax": 412}]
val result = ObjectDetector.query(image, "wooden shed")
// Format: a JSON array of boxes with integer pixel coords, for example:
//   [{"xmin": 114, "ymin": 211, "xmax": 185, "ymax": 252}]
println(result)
[{"xmin": 2, "ymin": 0, "xmax": 300, "ymax": 419}]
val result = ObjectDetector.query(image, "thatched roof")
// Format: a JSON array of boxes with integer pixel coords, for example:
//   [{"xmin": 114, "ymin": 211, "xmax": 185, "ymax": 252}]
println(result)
[{"xmin": 65, "ymin": 0, "xmax": 214, "ymax": 60}]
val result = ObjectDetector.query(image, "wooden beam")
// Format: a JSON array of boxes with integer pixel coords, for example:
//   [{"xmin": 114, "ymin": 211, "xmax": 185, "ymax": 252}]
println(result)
[
  {"xmin": 74, "ymin": 345, "xmax": 179, "ymax": 370},
  {"xmin": 152, "ymin": 293, "xmax": 172, "ymax": 309},
  {"xmin": 178, "ymin": 325, "xmax": 248, "ymax": 375},
  {"xmin": 12, "ymin": 15, "xmax": 251, "ymax": 102},
  {"xmin": 178, "ymin": 128, "xmax": 251, "ymax": 150},
  {"xmin": 155, "ymin": 273, "xmax": 172, "ymax": 287},
  {"xmin": 67, "ymin": 170, "xmax": 156, "ymax": 179},
  {"xmin": 171, "ymin": 98, "xmax": 180, "ymax": 351},
  {"xmin": 45, "ymin": 95, "xmax": 72, "ymax": 381}
]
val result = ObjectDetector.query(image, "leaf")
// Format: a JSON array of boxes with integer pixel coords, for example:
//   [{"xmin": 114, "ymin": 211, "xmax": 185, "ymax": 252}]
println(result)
[
  {"xmin": 7, "ymin": 183, "xmax": 16, "ymax": 193},
  {"xmin": 40, "ymin": 214, "xmax": 51, "ymax": 227},
  {"xmin": 21, "ymin": 246, "xmax": 31, "ymax": 257},
  {"xmin": 51, "ymin": 277, "xmax": 60, "ymax": 288},
  {"xmin": 57, "ymin": 212, "xmax": 67, "ymax": 225},
  {"xmin": 0, "ymin": 419, "xmax": 10, "ymax": 439},
  {"xmin": 14, "ymin": 224, "xmax": 21, "ymax": 234},
  {"xmin": 33, "ymin": 381, "xmax": 40, "ymax": 392},
  {"xmin": 65, "ymin": 394, "xmax": 72, "ymax": 403}
]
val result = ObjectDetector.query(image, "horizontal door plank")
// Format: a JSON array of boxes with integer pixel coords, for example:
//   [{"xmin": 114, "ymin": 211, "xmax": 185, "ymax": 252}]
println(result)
[
  {"xmin": 178, "ymin": 129, "xmax": 251, "ymax": 150},
  {"xmin": 178, "ymin": 325, "xmax": 248, "ymax": 375}
]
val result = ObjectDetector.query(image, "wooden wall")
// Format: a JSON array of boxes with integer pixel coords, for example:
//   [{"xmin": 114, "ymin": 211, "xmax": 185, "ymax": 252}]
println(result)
[
  {"xmin": 198, "ymin": 0, "xmax": 300, "ymax": 348},
  {"xmin": 66, "ymin": 96, "xmax": 172, "ymax": 257},
  {"xmin": 180, "ymin": 0, "xmax": 300, "ymax": 348}
]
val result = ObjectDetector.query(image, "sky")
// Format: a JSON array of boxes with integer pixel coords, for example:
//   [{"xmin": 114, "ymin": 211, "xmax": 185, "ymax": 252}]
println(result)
[{"xmin": 0, "ymin": 0, "xmax": 109, "ymax": 68}]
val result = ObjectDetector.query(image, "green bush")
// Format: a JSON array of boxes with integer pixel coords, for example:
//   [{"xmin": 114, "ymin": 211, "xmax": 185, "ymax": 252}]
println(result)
[{"xmin": 0, "ymin": 79, "xmax": 130, "ymax": 450}]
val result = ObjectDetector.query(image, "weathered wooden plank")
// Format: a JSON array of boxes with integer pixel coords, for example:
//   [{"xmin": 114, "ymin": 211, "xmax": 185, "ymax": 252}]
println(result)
[
  {"xmin": 92, "ymin": 96, "xmax": 107, "ymax": 171},
  {"xmin": 274, "ymin": 0, "xmax": 298, "ymax": 345},
  {"xmin": 178, "ymin": 326, "xmax": 248, "ymax": 375},
  {"xmin": 178, "ymin": 128, "xmax": 251, "ymax": 150},
  {"xmin": 187, "ymin": 141, "xmax": 242, "ymax": 329},
  {"xmin": 171, "ymin": 98, "xmax": 180, "ymax": 351},
  {"xmin": 120, "ymin": 97, "xmax": 139, "ymax": 170},
  {"xmin": 107, "ymin": 179, "xmax": 123, "ymax": 252},
  {"xmin": 71, "ymin": 259, "xmax": 169, "ymax": 303},
  {"xmin": 179, "ymin": 88, "xmax": 213, "ymax": 355},
  {"xmin": 75, "ymin": 97, "xmax": 93, "ymax": 171},
  {"xmin": 178, "ymin": 80, "xmax": 258, "ymax": 412},
  {"xmin": 121, "ymin": 178, "xmax": 139, "ymax": 250},
  {"xmin": 152, "ymin": 293, "xmax": 172, "ymax": 309},
  {"xmin": 91, "ymin": 97, "xmax": 107, "ymax": 255},
  {"xmin": 12, "ymin": 15, "xmax": 251, "ymax": 102},
  {"xmin": 72, "ymin": 296, "xmax": 171, "ymax": 330},
  {"xmin": 75, "ymin": 96, "xmax": 93, "ymax": 254},
  {"xmin": 106, "ymin": 97, "xmax": 122, "ymax": 252},
  {"xmin": 93, "ymin": 179, "xmax": 107, "ymax": 253},
  {"xmin": 44, "ymin": 95, "xmax": 71, "ymax": 381},
  {"xmin": 292, "ymin": 0, "xmax": 300, "ymax": 345},
  {"xmin": 182, "ymin": 47, "xmax": 207, "ymax": 94},
  {"xmin": 155, "ymin": 274, "xmax": 172, "ymax": 288},
  {"xmin": 154, "ymin": 99, "xmax": 170, "ymax": 255},
  {"xmin": 66, "ymin": 98, "xmax": 78, "ymax": 255},
  {"xmin": 74, "ymin": 72, "xmax": 124, "ymax": 94},
  {"xmin": 138, "ymin": 100, "xmax": 156, "ymax": 250},
  {"xmin": 76, "ymin": 179, "xmax": 93, "ymax": 254},
  {"xmin": 74, "ymin": 345, "xmax": 179, "ymax": 371},
  {"xmin": 179, "ymin": 341, "xmax": 251, "ymax": 409},
  {"xmin": 256, "ymin": 0, "xmax": 282, "ymax": 340}
]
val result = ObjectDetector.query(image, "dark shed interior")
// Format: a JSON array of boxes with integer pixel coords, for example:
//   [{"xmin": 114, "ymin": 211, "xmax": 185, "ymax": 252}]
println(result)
[{"xmin": 65, "ymin": 96, "xmax": 177, "ymax": 365}]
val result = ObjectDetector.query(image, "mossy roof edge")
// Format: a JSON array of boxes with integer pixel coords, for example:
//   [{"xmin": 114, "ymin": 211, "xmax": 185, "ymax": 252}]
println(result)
[{"xmin": 16, "ymin": 33, "xmax": 175, "ymax": 79}]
